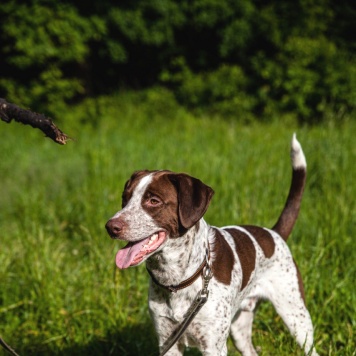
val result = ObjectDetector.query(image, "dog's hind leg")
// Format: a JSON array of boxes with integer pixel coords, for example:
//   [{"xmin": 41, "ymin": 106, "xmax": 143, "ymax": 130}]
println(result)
[
  {"xmin": 271, "ymin": 295, "xmax": 318, "ymax": 355},
  {"xmin": 230, "ymin": 297, "xmax": 259, "ymax": 356},
  {"xmin": 267, "ymin": 266, "xmax": 319, "ymax": 356}
]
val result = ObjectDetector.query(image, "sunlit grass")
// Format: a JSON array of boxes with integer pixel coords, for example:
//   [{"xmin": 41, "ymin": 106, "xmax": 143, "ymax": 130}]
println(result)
[{"xmin": 0, "ymin": 100, "xmax": 355, "ymax": 355}]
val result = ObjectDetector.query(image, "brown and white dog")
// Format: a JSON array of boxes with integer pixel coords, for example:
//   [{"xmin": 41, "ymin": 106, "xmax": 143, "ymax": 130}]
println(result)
[{"xmin": 105, "ymin": 135, "xmax": 318, "ymax": 356}]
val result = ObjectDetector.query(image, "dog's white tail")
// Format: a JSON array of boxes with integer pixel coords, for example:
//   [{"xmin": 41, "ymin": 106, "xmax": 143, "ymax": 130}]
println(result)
[{"xmin": 272, "ymin": 134, "xmax": 307, "ymax": 241}]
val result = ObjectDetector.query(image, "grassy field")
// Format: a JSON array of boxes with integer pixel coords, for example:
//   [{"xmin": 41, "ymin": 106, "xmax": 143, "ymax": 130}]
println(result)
[{"xmin": 0, "ymin": 98, "xmax": 355, "ymax": 355}]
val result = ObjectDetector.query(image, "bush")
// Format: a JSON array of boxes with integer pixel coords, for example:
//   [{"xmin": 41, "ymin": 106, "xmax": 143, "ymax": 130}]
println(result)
[
  {"xmin": 0, "ymin": 0, "xmax": 355, "ymax": 122},
  {"xmin": 161, "ymin": 58, "xmax": 256, "ymax": 121},
  {"xmin": 0, "ymin": 1, "xmax": 105, "ymax": 114},
  {"xmin": 252, "ymin": 36, "xmax": 356, "ymax": 122}
]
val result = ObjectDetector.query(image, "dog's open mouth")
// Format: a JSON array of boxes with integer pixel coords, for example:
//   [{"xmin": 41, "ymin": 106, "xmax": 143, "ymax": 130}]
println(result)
[{"xmin": 115, "ymin": 231, "xmax": 167, "ymax": 269}]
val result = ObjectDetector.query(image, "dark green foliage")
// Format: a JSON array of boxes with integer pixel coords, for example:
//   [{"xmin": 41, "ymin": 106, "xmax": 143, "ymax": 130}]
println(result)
[
  {"xmin": 0, "ymin": 0, "xmax": 355, "ymax": 121},
  {"xmin": 0, "ymin": 1, "xmax": 106, "ymax": 114}
]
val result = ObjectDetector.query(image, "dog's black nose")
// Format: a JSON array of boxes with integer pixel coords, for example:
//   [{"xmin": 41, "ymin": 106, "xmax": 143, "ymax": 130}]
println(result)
[{"xmin": 105, "ymin": 219, "xmax": 124, "ymax": 238}]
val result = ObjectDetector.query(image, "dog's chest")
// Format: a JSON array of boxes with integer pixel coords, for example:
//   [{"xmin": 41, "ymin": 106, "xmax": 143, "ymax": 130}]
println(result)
[{"xmin": 149, "ymin": 283, "xmax": 200, "ymax": 323}]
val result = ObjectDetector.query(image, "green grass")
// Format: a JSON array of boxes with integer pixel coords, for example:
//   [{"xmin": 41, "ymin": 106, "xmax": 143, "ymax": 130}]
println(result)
[{"xmin": 0, "ymin": 98, "xmax": 355, "ymax": 355}]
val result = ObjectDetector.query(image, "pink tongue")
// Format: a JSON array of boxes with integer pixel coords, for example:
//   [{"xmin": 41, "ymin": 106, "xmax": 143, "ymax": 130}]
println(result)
[{"xmin": 116, "ymin": 237, "xmax": 151, "ymax": 269}]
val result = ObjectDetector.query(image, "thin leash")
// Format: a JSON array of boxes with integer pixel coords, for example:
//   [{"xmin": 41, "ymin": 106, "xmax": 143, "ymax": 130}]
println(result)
[{"xmin": 148, "ymin": 248, "xmax": 213, "ymax": 356}]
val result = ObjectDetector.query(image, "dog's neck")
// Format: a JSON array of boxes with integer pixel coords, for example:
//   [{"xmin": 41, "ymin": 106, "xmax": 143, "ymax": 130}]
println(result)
[{"xmin": 146, "ymin": 219, "xmax": 210, "ymax": 287}]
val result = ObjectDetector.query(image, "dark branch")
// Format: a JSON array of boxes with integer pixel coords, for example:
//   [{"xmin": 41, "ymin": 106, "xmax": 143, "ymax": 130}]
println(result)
[
  {"xmin": 0, "ymin": 336, "xmax": 20, "ymax": 356},
  {"xmin": 0, "ymin": 98, "xmax": 70, "ymax": 145}
]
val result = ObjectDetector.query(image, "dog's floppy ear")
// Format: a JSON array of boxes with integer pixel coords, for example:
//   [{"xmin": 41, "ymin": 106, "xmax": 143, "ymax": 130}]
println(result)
[{"xmin": 167, "ymin": 173, "xmax": 214, "ymax": 229}]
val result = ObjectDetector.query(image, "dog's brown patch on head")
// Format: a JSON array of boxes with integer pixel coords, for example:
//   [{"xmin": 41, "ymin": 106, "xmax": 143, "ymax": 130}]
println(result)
[
  {"xmin": 293, "ymin": 258, "xmax": 306, "ymax": 304},
  {"xmin": 211, "ymin": 228, "xmax": 234, "ymax": 285},
  {"xmin": 224, "ymin": 228, "xmax": 256, "ymax": 291},
  {"xmin": 242, "ymin": 225, "xmax": 275, "ymax": 258},
  {"xmin": 142, "ymin": 171, "xmax": 181, "ymax": 237}
]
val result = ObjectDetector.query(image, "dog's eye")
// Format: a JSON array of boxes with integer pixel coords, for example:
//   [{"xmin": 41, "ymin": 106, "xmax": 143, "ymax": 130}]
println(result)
[{"xmin": 148, "ymin": 197, "xmax": 161, "ymax": 206}]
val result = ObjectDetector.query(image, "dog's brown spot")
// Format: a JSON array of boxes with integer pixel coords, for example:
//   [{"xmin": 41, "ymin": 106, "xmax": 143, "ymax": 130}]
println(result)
[
  {"xmin": 211, "ymin": 228, "xmax": 234, "ymax": 285},
  {"xmin": 242, "ymin": 225, "xmax": 275, "ymax": 258},
  {"xmin": 293, "ymin": 258, "xmax": 306, "ymax": 304},
  {"xmin": 142, "ymin": 171, "xmax": 181, "ymax": 237},
  {"xmin": 224, "ymin": 228, "xmax": 256, "ymax": 291}
]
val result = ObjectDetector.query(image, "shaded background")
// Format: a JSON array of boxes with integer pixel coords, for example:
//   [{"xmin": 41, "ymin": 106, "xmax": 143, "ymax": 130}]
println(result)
[{"xmin": 0, "ymin": 0, "xmax": 355, "ymax": 123}]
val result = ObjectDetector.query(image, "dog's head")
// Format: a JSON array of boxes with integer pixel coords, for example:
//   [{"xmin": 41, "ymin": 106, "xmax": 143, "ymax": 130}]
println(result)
[{"xmin": 105, "ymin": 170, "xmax": 214, "ymax": 269}]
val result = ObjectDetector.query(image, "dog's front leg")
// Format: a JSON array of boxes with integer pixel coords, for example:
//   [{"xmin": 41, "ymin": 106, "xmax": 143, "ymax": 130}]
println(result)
[
  {"xmin": 149, "ymin": 294, "xmax": 185, "ymax": 355},
  {"xmin": 158, "ymin": 338, "xmax": 185, "ymax": 356},
  {"xmin": 156, "ymin": 317, "xmax": 229, "ymax": 356},
  {"xmin": 152, "ymin": 315, "xmax": 185, "ymax": 356}
]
